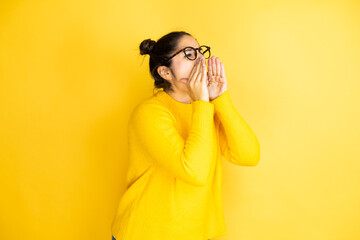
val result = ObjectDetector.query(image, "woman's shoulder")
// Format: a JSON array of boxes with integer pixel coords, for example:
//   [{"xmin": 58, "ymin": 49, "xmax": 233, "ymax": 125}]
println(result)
[{"xmin": 130, "ymin": 95, "xmax": 173, "ymax": 123}]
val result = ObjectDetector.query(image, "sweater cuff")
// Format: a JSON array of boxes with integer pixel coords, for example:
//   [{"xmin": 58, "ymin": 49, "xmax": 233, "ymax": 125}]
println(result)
[{"xmin": 210, "ymin": 90, "xmax": 232, "ymax": 113}]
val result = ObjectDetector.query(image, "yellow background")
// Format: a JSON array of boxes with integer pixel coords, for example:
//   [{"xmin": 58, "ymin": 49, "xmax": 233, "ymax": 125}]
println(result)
[{"xmin": 1, "ymin": 0, "xmax": 359, "ymax": 239}]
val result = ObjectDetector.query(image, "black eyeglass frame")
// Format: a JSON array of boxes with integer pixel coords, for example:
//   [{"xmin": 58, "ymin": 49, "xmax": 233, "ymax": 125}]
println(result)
[{"xmin": 165, "ymin": 45, "xmax": 211, "ymax": 62}]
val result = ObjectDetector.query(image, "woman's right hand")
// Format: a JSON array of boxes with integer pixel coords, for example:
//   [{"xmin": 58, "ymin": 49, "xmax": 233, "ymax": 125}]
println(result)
[{"xmin": 186, "ymin": 56, "xmax": 209, "ymax": 102}]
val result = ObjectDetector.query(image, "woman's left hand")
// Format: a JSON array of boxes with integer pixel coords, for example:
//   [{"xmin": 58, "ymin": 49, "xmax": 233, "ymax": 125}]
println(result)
[{"xmin": 206, "ymin": 56, "xmax": 227, "ymax": 101}]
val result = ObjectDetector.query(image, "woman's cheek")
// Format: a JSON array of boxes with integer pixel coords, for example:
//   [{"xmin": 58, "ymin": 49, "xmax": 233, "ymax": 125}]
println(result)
[
  {"xmin": 178, "ymin": 62, "xmax": 195, "ymax": 83},
  {"xmin": 179, "ymin": 67, "xmax": 192, "ymax": 83}
]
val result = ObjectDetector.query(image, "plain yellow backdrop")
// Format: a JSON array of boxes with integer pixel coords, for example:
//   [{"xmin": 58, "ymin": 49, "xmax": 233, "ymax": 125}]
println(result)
[{"xmin": 1, "ymin": 0, "xmax": 359, "ymax": 239}]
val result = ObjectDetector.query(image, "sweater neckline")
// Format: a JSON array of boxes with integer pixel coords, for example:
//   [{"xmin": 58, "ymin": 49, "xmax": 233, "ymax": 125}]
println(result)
[{"xmin": 155, "ymin": 88, "xmax": 193, "ymax": 109}]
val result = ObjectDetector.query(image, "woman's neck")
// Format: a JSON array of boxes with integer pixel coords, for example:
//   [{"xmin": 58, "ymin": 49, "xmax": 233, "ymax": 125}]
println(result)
[{"xmin": 164, "ymin": 89, "xmax": 192, "ymax": 104}]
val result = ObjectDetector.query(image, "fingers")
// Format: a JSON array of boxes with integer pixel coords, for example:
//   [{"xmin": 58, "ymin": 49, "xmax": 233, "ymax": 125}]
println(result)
[
  {"xmin": 211, "ymin": 56, "xmax": 216, "ymax": 76},
  {"xmin": 216, "ymin": 57, "xmax": 221, "ymax": 76},
  {"xmin": 188, "ymin": 58, "xmax": 202, "ymax": 85},
  {"xmin": 201, "ymin": 57, "xmax": 207, "ymax": 83},
  {"xmin": 208, "ymin": 56, "xmax": 222, "ymax": 77},
  {"xmin": 188, "ymin": 58, "xmax": 199, "ymax": 81},
  {"xmin": 209, "ymin": 56, "xmax": 220, "ymax": 76},
  {"xmin": 220, "ymin": 62, "xmax": 225, "ymax": 78},
  {"xmin": 195, "ymin": 57, "xmax": 206, "ymax": 85},
  {"xmin": 208, "ymin": 57, "xmax": 213, "ymax": 76}
]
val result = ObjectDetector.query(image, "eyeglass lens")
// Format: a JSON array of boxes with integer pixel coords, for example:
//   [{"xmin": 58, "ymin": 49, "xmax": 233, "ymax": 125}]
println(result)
[{"xmin": 184, "ymin": 46, "xmax": 210, "ymax": 60}]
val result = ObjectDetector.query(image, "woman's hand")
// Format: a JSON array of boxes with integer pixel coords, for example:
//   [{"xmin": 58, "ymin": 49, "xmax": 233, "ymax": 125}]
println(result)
[
  {"xmin": 187, "ymin": 56, "xmax": 209, "ymax": 102},
  {"xmin": 206, "ymin": 56, "xmax": 227, "ymax": 101}
]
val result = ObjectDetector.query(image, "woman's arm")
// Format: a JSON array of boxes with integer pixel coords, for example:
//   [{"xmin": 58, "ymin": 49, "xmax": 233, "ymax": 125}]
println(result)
[
  {"xmin": 130, "ymin": 100, "xmax": 215, "ymax": 186},
  {"xmin": 211, "ymin": 90, "xmax": 260, "ymax": 166}
]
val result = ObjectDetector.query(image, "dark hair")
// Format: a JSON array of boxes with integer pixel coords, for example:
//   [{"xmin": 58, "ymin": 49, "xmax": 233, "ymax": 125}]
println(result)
[{"xmin": 139, "ymin": 31, "xmax": 192, "ymax": 94}]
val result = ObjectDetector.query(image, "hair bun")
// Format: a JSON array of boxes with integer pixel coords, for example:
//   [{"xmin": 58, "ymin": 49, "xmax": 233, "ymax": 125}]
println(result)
[{"xmin": 139, "ymin": 39, "xmax": 156, "ymax": 55}]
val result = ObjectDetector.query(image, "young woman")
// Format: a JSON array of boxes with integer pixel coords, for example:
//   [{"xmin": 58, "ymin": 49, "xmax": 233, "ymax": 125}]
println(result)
[{"xmin": 111, "ymin": 31, "xmax": 260, "ymax": 240}]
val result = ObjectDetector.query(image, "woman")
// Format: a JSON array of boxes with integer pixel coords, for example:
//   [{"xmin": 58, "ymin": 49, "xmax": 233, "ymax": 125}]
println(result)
[{"xmin": 111, "ymin": 31, "xmax": 260, "ymax": 240}]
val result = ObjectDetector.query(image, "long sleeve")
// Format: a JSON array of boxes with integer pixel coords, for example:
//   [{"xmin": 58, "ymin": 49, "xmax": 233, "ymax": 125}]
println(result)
[
  {"xmin": 210, "ymin": 90, "xmax": 260, "ymax": 166},
  {"xmin": 129, "ymin": 100, "xmax": 215, "ymax": 186}
]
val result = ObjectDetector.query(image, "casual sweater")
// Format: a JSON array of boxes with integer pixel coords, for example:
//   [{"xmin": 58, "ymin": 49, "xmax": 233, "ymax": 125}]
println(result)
[{"xmin": 111, "ymin": 88, "xmax": 260, "ymax": 240}]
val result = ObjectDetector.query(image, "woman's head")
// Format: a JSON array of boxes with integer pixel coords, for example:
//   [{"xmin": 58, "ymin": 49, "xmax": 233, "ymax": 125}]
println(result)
[{"xmin": 139, "ymin": 31, "xmax": 208, "ymax": 94}]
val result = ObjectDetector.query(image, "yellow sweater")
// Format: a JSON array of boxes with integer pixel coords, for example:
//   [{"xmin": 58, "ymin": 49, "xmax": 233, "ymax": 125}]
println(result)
[{"xmin": 111, "ymin": 88, "xmax": 260, "ymax": 240}]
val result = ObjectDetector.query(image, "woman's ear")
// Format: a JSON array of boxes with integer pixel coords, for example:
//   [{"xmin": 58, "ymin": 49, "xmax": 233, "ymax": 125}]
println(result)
[{"xmin": 157, "ymin": 66, "xmax": 172, "ymax": 81}]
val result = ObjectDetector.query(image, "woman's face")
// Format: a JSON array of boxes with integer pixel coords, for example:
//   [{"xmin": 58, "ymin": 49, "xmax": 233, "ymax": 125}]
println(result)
[{"xmin": 165, "ymin": 35, "xmax": 206, "ymax": 93}]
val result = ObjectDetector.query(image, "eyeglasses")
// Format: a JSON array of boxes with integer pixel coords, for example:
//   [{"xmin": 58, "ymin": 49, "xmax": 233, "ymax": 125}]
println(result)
[{"xmin": 166, "ymin": 45, "xmax": 211, "ymax": 62}]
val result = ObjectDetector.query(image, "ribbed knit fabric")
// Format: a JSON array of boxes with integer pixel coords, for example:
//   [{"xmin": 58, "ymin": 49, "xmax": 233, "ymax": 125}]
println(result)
[{"xmin": 111, "ymin": 88, "xmax": 260, "ymax": 240}]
